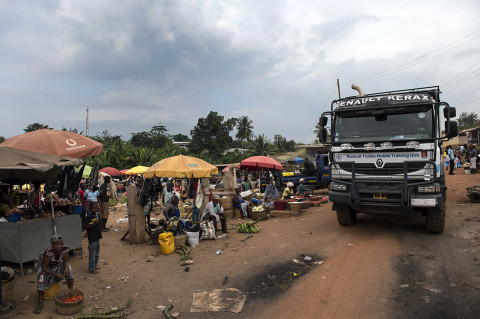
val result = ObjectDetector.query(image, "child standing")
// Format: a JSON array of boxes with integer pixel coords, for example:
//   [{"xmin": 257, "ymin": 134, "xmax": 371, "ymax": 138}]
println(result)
[{"xmin": 83, "ymin": 202, "xmax": 102, "ymax": 274}]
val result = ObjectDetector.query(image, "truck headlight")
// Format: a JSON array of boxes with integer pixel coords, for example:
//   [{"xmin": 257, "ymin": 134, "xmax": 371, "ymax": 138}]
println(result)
[
  {"xmin": 330, "ymin": 182, "xmax": 348, "ymax": 191},
  {"xmin": 416, "ymin": 183, "xmax": 440, "ymax": 193}
]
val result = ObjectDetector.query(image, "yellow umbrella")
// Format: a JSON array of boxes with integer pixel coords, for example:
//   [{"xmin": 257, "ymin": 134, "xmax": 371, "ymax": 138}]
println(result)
[
  {"xmin": 125, "ymin": 165, "xmax": 149, "ymax": 175},
  {"xmin": 144, "ymin": 154, "xmax": 218, "ymax": 178}
]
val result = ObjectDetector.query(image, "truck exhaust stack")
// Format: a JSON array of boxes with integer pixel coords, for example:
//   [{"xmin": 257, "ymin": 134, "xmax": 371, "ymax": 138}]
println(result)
[{"xmin": 351, "ymin": 84, "xmax": 364, "ymax": 97}]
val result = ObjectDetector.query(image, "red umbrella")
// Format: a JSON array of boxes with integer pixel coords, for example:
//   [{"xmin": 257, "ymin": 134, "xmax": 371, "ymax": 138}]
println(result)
[
  {"xmin": 239, "ymin": 156, "xmax": 283, "ymax": 171},
  {"xmin": 99, "ymin": 167, "xmax": 121, "ymax": 176},
  {"xmin": 120, "ymin": 169, "xmax": 130, "ymax": 175},
  {"xmin": 1, "ymin": 129, "xmax": 103, "ymax": 159}
]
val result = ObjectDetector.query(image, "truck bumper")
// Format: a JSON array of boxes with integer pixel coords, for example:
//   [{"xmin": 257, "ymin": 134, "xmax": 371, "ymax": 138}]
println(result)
[{"xmin": 329, "ymin": 191, "xmax": 444, "ymax": 214}]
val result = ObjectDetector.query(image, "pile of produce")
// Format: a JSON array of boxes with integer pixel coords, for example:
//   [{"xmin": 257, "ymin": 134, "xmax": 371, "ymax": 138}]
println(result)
[
  {"xmin": 252, "ymin": 205, "xmax": 265, "ymax": 213},
  {"xmin": 54, "ymin": 198, "xmax": 71, "ymax": 207},
  {"xmin": 8, "ymin": 207, "xmax": 23, "ymax": 214},
  {"xmin": 72, "ymin": 199, "xmax": 82, "ymax": 206},
  {"xmin": 237, "ymin": 219, "xmax": 260, "ymax": 233},
  {"xmin": 61, "ymin": 294, "xmax": 83, "ymax": 303}
]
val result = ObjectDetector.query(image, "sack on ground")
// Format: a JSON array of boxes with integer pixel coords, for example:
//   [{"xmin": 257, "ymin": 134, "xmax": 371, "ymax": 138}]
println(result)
[
  {"xmin": 200, "ymin": 221, "xmax": 216, "ymax": 240},
  {"xmin": 186, "ymin": 231, "xmax": 200, "ymax": 247}
]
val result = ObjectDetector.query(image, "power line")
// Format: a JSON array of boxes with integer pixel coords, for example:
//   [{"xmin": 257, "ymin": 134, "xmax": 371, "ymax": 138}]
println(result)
[
  {"xmin": 339, "ymin": 27, "xmax": 480, "ymax": 86},
  {"xmin": 442, "ymin": 59, "xmax": 480, "ymax": 86},
  {"xmin": 301, "ymin": 83, "xmax": 336, "ymax": 144},
  {"xmin": 444, "ymin": 68, "xmax": 480, "ymax": 92}
]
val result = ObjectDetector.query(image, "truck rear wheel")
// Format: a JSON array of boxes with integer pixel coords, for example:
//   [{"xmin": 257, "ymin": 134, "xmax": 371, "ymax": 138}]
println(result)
[
  {"xmin": 425, "ymin": 203, "xmax": 446, "ymax": 233},
  {"xmin": 336, "ymin": 205, "xmax": 357, "ymax": 225}
]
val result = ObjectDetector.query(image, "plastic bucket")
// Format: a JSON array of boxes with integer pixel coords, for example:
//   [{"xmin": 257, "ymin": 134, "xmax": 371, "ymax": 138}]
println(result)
[
  {"xmin": 9, "ymin": 213, "xmax": 22, "ymax": 223},
  {"xmin": 465, "ymin": 168, "xmax": 471, "ymax": 175},
  {"xmin": 273, "ymin": 200, "xmax": 288, "ymax": 210},
  {"xmin": 72, "ymin": 206, "xmax": 82, "ymax": 214},
  {"xmin": 44, "ymin": 282, "xmax": 61, "ymax": 300}
]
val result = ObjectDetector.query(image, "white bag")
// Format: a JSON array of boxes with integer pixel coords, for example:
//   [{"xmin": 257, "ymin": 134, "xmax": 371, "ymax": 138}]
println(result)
[{"xmin": 186, "ymin": 231, "xmax": 200, "ymax": 247}]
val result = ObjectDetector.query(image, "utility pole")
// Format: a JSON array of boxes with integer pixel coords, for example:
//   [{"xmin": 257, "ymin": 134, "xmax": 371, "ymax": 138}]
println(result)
[
  {"xmin": 337, "ymin": 79, "xmax": 341, "ymax": 99},
  {"xmin": 86, "ymin": 106, "xmax": 90, "ymax": 136}
]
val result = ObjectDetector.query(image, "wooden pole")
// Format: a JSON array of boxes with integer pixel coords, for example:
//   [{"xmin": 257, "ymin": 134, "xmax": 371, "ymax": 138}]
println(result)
[{"xmin": 127, "ymin": 185, "xmax": 145, "ymax": 244}]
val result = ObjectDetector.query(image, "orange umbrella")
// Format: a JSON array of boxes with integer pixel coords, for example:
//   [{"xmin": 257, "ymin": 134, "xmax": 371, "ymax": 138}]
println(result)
[
  {"xmin": 1, "ymin": 129, "xmax": 103, "ymax": 159},
  {"xmin": 144, "ymin": 154, "xmax": 218, "ymax": 178},
  {"xmin": 99, "ymin": 167, "xmax": 121, "ymax": 176}
]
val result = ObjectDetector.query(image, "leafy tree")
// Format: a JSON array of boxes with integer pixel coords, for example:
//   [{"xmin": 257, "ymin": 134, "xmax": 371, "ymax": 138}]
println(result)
[
  {"xmin": 130, "ymin": 122, "xmax": 171, "ymax": 149},
  {"xmin": 235, "ymin": 116, "xmax": 254, "ymax": 148},
  {"xmin": 0, "ymin": 136, "xmax": 5, "ymax": 143},
  {"xmin": 248, "ymin": 134, "xmax": 273, "ymax": 156},
  {"xmin": 91, "ymin": 130, "xmax": 122, "ymax": 148},
  {"xmin": 457, "ymin": 112, "xmax": 480, "ymax": 131},
  {"xmin": 171, "ymin": 133, "xmax": 190, "ymax": 142},
  {"xmin": 61, "ymin": 127, "xmax": 83, "ymax": 134},
  {"xmin": 190, "ymin": 111, "xmax": 236, "ymax": 157},
  {"xmin": 24, "ymin": 123, "xmax": 51, "ymax": 133},
  {"xmin": 273, "ymin": 134, "xmax": 296, "ymax": 153}
]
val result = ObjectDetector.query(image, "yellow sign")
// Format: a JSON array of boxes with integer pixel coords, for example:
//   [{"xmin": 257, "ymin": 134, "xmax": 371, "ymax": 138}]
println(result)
[
  {"xmin": 373, "ymin": 193, "xmax": 387, "ymax": 199},
  {"xmin": 282, "ymin": 172, "xmax": 294, "ymax": 176}
]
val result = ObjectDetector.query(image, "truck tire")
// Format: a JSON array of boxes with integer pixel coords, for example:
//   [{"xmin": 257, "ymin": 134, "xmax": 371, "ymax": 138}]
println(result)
[
  {"xmin": 336, "ymin": 205, "xmax": 357, "ymax": 225},
  {"xmin": 425, "ymin": 203, "xmax": 446, "ymax": 233}
]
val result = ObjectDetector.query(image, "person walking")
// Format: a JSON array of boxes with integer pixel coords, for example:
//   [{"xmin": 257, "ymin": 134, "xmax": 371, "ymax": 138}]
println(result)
[
  {"xmin": 98, "ymin": 176, "xmax": 111, "ymax": 231},
  {"xmin": 470, "ymin": 145, "xmax": 478, "ymax": 173},
  {"xmin": 83, "ymin": 202, "xmax": 102, "ymax": 274},
  {"xmin": 447, "ymin": 145, "xmax": 455, "ymax": 175}
]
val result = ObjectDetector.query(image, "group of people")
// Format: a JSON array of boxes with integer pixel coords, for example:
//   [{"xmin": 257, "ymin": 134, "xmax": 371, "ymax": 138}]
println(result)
[
  {"xmin": 282, "ymin": 178, "xmax": 310, "ymax": 199},
  {"xmin": 445, "ymin": 144, "xmax": 478, "ymax": 174}
]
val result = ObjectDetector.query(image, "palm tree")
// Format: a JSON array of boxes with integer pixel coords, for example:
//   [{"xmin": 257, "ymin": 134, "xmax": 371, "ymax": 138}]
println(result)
[
  {"xmin": 236, "ymin": 116, "xmax": 254, "ymax": 149},
  {"xmin": 249, "ymin": 134, "xmax": 272, "ymax": 156}
]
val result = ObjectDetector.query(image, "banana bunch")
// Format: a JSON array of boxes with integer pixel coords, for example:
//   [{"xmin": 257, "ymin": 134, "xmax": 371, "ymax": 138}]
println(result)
[{"xmin": 237, "ymin": 219, "xmax": 261, "ymax": 233}]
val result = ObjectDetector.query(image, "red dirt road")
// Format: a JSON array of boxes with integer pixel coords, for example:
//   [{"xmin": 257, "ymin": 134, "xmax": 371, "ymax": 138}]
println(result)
[{"xmin": 9, "ymin": 168, "xmax": 480, "ymax": 318}]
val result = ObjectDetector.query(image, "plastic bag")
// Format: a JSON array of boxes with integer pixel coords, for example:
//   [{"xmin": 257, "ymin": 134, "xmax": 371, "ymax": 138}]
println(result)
[
  {"xmin": 200, "ymin": 221, "xmax": 216, "ymax": 240},
  {"xmin": 186, "ymin": 231, "xmax": 200, "ymax": 247},
  {"xmin": 158, "ymin": 232, "xmax": 174, "ymax": 255}
]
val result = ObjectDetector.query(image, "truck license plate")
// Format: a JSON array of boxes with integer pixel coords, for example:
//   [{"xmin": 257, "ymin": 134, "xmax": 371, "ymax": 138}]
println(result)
[{"xmin": 373, "ymin": 193, "xmax": 387, "ymax": 199}]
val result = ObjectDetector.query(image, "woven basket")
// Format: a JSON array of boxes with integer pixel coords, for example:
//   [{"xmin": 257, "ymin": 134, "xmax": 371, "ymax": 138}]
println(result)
[
  {"xmin": 223, "ymin": 209, "xmax": 234, "ymax": 219},
  {"xmin": 251, "ymin": 210, "xmax": 268, "ymax": 221},
  {"xmin": 220, "ymin": 197, "xmax": 233, "ymax": 210},
  {"xmin": 1, "ymin": 267, "xmax": 14, "ymax": 301},
  {"xmin": 55, "ymin": 289, "xmax": 84, "ymax": 315},
  {"xmin": 174, "ymin": 234, "xmax": 187, "ymax": 248}
]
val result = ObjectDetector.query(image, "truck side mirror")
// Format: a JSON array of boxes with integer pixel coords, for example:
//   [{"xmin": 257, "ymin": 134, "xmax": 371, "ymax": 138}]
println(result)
[
  {"xmin": 321, "ymin": 128, "xmax": 328, "ymax": 142},
  {"xmin": 321, "ymin": 117, "xmax": 328, "ymax": 126},
  {"xmin": 444, "ymin": 120, "xmax": 458, "ymax": 138},
  {"xmin": 443, "ymin": 107, "xmax": 456, "ymax": 118}
]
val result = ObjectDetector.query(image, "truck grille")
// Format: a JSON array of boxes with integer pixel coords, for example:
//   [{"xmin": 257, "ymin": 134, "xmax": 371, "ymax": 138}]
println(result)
[{"xmin": 337, "ymin": 162, "xmax": 430, "ymax": 175}]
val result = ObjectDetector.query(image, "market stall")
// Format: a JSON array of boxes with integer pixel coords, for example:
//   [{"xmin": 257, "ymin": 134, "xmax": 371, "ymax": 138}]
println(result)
[
  {"xmin": 0, "ymin": 214, "xmax": 82, "ymax": 275},
  {"xmin": 0, "ymin": 142, "xmax": 99, "ymax": 275}
]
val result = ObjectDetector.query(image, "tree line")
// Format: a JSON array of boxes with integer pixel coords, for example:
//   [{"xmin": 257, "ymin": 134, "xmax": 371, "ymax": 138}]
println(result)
[{"xmin": 1, "ymin": 112, "xmax": 298, "ymax": 168}]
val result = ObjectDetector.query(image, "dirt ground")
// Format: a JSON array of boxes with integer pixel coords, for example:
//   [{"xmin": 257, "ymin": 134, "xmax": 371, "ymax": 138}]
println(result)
[{"xmin": 6, "ymin": 167, "xmax": 480, "ymax": 319}]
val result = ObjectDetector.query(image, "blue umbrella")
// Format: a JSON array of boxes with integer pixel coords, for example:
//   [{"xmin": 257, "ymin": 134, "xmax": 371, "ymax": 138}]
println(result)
[{"xmin": 287, "ymin": 156, "xmax": 304, "ymax": 164}]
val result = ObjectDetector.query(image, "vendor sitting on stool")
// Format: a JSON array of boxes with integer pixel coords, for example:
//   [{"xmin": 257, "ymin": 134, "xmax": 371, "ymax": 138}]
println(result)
[
  {"xmin": 201, "ymin": 195, "xmax": 227, "ymax": 233},
  {"xmin": 296, "ymin": 178, "xmax": 310, "ymax": 197},
  {"xmin": 33, "ymin": 234, "xmax": 74, "ymax": 314},
  {"xmin": 163, "ymin": 195, "xmax": 180, "ymax": 220},
  {"xmin": 233, "ymin": 188, "xmax": 249, "ymax": 218},
  {"xmin": 282, "ymin": 182, "xmax": 295, "ymax": 199}
]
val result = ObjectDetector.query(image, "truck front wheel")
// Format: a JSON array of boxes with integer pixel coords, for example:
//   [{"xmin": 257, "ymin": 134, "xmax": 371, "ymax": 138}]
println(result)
[
  {"xmin": 336, "ymin": 205, "xmax": 357, "ymax": 225},
  {"xmin": 425, "ymin": 203, "xmax": 446, "ymax": 233}
]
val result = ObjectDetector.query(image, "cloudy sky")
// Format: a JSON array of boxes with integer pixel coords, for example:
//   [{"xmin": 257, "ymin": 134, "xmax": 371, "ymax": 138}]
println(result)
[{"xmin": 1, "ymin": 0, "xmax": 479, "ymax": 143}]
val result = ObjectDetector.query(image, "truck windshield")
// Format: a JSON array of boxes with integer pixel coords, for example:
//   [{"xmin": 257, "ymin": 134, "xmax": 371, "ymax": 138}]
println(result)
[{"xmin": 333, "ymin": 107, "xmax": 434, "ymax": 143}]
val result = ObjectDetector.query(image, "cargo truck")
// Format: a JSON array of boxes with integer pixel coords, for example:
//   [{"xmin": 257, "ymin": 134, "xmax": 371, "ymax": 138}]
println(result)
[{"xmin": 319, "ymin": 86, "xmax": 458, "ymax": 233}]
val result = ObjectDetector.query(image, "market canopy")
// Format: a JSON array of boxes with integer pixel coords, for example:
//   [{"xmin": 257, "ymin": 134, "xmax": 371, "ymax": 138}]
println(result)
[
  {"xmin": 0, "ymin": 145, "xmax": 82, "ymax": 182},
  {"xmin": 120, "ymin": 169, "xmax": 130, "ymax": 175},
  {"xmin": 144, "ymin": 154, "xmax": 218, "ymax": 178},
  {"xmin": 286, "ymin": 156, "xmax": 305, "ymax": 164},
  {"xmin": 1, "ymin": 129, "xmax": 103, "ymax": 159},
  {"xmin": 99, "ymin": 167, "xmax": 121, "ymax": 176},
  {"xmin": 239, "ymin": 156, "xmax": 283, "ymax": 171},
  {"xmin": 125, "ymin": 166, "xmax": 149, "ymax": 175}
]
